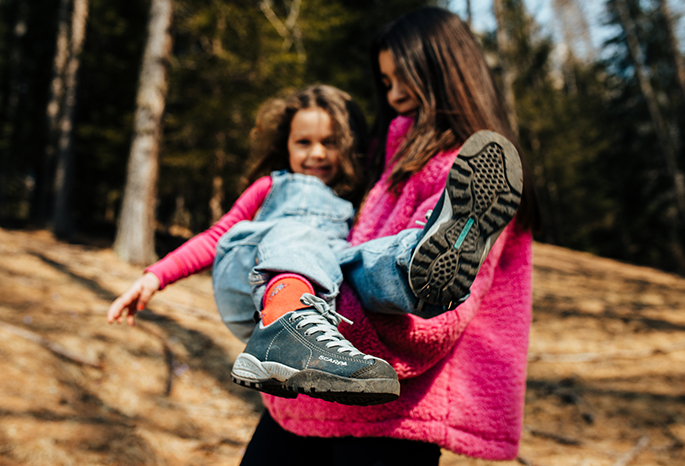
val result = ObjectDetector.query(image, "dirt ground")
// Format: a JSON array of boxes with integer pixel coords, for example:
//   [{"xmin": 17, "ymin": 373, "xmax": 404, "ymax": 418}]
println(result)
[{"xmin": 0, "ymin": 227, "xmax": 684, "ymax": 466}]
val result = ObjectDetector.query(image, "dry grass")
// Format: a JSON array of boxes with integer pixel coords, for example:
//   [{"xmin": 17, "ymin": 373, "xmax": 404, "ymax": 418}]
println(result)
[{"xmin": 0, "ymin": 228, "xmax": 684, "ymax": 465}]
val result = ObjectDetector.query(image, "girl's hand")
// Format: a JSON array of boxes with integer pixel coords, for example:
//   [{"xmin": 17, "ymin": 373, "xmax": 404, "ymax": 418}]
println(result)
[{"xmin": 107, "ymin": 272, "xmax": 161, "ymax": 326}]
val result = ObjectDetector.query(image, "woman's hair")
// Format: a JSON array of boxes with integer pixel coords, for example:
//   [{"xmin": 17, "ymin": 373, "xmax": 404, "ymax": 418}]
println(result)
[
  {"xmin": 370, "ymin": 6, "xmax": 540, "ymax": 230},
  {"xmin": 244, "ymin": 84, "xmax": 368, "ymax": 205}
]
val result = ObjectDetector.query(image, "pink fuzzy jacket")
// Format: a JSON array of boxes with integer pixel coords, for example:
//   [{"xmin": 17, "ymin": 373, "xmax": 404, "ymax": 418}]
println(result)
[{"xmin": 263, "ymin": 116, "xmax": 533, "ymax": 460}]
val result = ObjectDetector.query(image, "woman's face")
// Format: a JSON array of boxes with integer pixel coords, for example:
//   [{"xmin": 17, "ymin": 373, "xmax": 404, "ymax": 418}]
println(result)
[
  {"xmin": 378, "ymin": 50, "xmax": 419, "ymax": 116},
  {"xmin": 287, "ymin": 107, "xmax": 340, "ymax": 186}
]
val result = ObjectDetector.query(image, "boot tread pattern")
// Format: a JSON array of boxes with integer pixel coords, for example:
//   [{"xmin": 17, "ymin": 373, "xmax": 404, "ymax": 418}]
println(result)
[{"xmin": 410, "ymin": 132, "xmax": 523, "ymax": 306}]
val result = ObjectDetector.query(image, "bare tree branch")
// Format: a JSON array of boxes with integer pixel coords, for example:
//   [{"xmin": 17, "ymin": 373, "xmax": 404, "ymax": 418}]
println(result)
[
  {"xmin": 612, "ymin": 436, "xmax": 649, "ymax": 466},
  {"xmin": 525, "ymin": 426, "xmax": 583, "ymax": 446},
  {"xmin": 259, "ymin": 0, "xmax": 289, "ymax": 40},
  {"xmin": 285, "ymin": 0, "xmax": 301, "ymax": 29},
  {"xmin": 259, "ymin": 0, "xmax": 305, "ymax": 63}
]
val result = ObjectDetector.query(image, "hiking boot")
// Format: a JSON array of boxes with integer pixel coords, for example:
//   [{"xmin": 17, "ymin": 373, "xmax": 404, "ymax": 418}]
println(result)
[
  {"xmin": 408, "ymin": 130, "xmax": 523, "ymax": 308},
  {"xmin": 231, "ymin": 293, "xmax": 400, "ymax": 406}
]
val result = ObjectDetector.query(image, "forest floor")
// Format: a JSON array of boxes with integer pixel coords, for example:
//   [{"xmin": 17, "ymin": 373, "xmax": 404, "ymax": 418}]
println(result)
[{"xmin": 0, "ymin": 227, "xmax": 684, "ymax": 466}]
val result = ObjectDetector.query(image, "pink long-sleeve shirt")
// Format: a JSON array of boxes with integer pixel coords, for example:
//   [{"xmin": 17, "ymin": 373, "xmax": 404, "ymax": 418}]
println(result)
[
  {"xmin": 262, "ymin": 116, "xmax": 533, "ymax": 460},
  {"xmin": 145, "ymin": 176, "xmax": 273, "ymax": 288}
]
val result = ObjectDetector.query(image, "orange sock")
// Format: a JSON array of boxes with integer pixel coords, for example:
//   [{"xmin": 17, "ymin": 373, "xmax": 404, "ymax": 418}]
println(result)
[{"xmin": 261, "ymin": 274, "xmax": 315, "ymax": 326}]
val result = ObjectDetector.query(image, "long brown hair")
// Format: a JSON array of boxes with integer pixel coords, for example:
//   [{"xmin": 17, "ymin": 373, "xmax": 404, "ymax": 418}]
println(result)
[
  {"xmin": 244, "ymin": 84, "xmax": 368, "ymax": 205},
  {"xmin": 370, "ymin": 7, "xmax": 540, "ymax": 230}
]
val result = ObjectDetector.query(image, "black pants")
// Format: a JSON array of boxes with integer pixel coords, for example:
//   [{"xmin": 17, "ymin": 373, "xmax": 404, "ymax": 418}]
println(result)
[{"xmin": 240, "ymin": 410, "xmax": 442, "ymax": 466}]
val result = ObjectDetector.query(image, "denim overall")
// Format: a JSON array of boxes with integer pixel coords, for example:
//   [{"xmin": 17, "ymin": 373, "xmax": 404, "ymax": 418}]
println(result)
[
  {"xmin": 213, "ymin": 171, "xmax": 353, "ymax": 342},
  {"xmin": 213, "ymin": 171, "xmax": 443, "ymax": 343}
]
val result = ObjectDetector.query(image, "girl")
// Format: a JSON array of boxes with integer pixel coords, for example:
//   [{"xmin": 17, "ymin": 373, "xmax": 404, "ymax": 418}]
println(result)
[
  {"xmin": 108, "ymin": 85, "xmax": 400, "ymax": 406},
  {"xmin": 242, "ymin": 6, "xmax": 540, "ymax": 466}
]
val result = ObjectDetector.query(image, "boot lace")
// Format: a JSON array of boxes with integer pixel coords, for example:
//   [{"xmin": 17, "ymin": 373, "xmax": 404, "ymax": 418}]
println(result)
[
  {"xmin": 289, "ymin": 293, "xmax": 372, "ymax": 359},
  {"xmin": 415, "ymin": 209, "xmax": 433, "ymax": 226}
]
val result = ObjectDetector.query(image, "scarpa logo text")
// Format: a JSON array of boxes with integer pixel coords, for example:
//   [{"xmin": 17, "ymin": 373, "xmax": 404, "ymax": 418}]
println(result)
[{"xmin": 319, "ymin": 355, "xmax": 347, "ymax": 366}]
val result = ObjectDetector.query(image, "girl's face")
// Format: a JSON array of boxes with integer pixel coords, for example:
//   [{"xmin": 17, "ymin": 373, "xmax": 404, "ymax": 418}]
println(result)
[
  {"xmin": 288, "ymin": 107, "xmax": 340, "ymax": 186},
  {"xmin": 379, "ymin": 50, "xmax": 419, "ymax": 116}
]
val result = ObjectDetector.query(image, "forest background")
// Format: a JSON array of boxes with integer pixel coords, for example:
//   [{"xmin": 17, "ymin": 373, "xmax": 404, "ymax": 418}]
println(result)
[{"xmin": 0, "ymin": 0, "xmax": 684, "ymax": 274}]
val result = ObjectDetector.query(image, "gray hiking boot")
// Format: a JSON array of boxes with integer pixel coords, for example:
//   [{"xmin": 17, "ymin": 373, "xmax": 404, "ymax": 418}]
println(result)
[
  {"xmin": 408, "ymin": 130, "xmax": 523, "ymax": 308},
  {"xmin": 231, "ymin": 293, "xmax": 400, "ymax": 406}
]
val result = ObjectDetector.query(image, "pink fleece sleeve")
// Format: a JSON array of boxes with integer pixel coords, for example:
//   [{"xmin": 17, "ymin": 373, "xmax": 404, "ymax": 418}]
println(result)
[{"xmin": 145, "ymin": 176, "xmax": 272, "ymax": 289}]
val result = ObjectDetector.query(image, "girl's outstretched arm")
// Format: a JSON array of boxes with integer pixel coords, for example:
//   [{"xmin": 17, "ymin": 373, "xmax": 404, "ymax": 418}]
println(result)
[
  {"xmin": 107, "ymin": 272, "xmax": 160, "ymax": 326},
  {"xmin": 106, "ymin": 176, "xmax": 272, "ymax": 327},
  {"xmin": 145, "ymin": 176, "xmax": 272, "ymax": 289}
]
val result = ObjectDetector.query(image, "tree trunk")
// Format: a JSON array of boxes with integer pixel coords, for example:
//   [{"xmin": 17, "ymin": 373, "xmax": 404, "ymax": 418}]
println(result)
[
  {"xmin": 656, "ymin": 0, "xmax": 685, "ymax": 185},
  {"xmin": 52, "ymin": 0, "xmax": 89, "ymax": 239},
  {"xmin": 0, "ymin": 0, "xmax": 29, "ymax": 220},
  {"xmin": 531, "ymin": 132, "xmax": 562, "ymax": 244},
  {"xmin": 493, "ymin": 0, "xmax": 519, "ymax": 135},
  {"xmin": 657, "ymin": 0, "xmax": 685, "ymax": 103},
  {"xmin": 37, "ymin": 0, "xmax": 71, "ymax": 226},
  {"xmin": 209, "ymin": 132, "xmax": 226, "ymax": 225},
  {"xmin": 551, "ymin": 0, "xmax": 594, "ymax": 63},
  {"xmin": 465, "ymin": 0, "xmax": 472, "ymax": 28},
  {"xmin": 615, "ymin": 0, "xmax": 685, "ymax": 219},
  {"xmin": 113, "ymin": 0, "xmax": 173, "ymax": 265}
]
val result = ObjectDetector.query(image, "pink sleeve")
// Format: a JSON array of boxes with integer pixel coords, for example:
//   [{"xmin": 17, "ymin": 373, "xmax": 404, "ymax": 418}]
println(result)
[{"xmin": 145, "ymin": 176, "xmax": 272, "ymax": 289}]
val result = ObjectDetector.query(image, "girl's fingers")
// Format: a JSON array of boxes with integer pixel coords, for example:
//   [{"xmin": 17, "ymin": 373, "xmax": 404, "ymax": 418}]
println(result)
[
  {"xmin": 137, "ymin": 287, "xmax": 156, "ymax": 312},
  {"xmin": 108, "ymin": 286, "xmax": 142, "ymax": 324},
  {"xmin": 126, "ymin": 303, "xmax": 138, "ymax": 326},
  {"xmin": 108, "ymin": 274, "xmax": 158, "ymax": 326},
  {"xmin": 107, "ymin": 298, "xmax": 126, "ymax": 323}
]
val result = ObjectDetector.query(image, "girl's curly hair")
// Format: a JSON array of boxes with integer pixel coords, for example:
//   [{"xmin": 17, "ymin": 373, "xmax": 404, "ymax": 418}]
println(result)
[{"xmin": 243, "ymin": 84, "xmax": 368, "ymax": 205}]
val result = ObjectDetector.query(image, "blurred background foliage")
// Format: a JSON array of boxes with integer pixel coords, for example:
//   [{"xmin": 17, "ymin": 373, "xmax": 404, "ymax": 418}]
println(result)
[{"xmin": 0, "ymin": 0, "xmax": 683, "ymax": 273}]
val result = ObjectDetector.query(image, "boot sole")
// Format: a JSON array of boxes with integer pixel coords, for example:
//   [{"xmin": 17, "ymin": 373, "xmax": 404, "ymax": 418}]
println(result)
[
  {"xmin": 231, "ymin": 353, "xmax": 400, "ymax": 406},
  {"xmin": 408, "ymin": 130, "xmax": 523, "ymax": 307}
]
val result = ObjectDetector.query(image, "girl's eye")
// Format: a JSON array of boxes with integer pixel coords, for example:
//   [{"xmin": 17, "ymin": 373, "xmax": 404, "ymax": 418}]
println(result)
[
  {"xmin": 296, "ymin": 139, "xmax": 310, "ymax": 145},
  {"xmin": 321, "ymin": 137, "xmax": 337, "ymax": 147}
]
